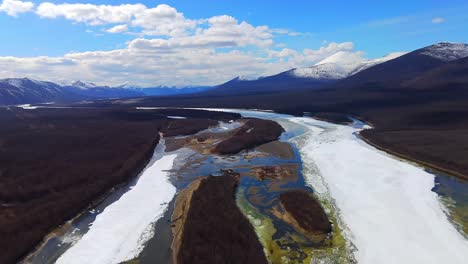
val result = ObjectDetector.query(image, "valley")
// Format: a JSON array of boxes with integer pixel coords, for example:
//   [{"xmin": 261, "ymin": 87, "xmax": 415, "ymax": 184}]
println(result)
[
  {"xmin": 8, "ymin": 107, "xmax": 467, "ymax": 264},
  {"xmin": 1, "ymin": 41, "xmax": 468, "ymax": 264},
  {"xmin": 1, "ymin": 0, "xmax": 468, "ymax": 262}
]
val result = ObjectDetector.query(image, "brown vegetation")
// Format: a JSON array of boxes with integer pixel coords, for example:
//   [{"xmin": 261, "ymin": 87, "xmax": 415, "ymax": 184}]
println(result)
[
  {"xmin": 0, "ymin": 107, "xmax": 239, "ymax": 264},
  {"xmin": 360, "ymin": 129, "xmax": 468, "ymax": 180},
  {"xmin": 274, "ymin": 190, "xmax": 331, "ymax": 243},
  {"xmin": 255, "ymin": 141, "xmax": 295, "ymax": 159},
  {"xmin": 172, "ymin": 171, "xmax": 268, "ymax": 264},
  {"xmin": 250, "ymin": 165, "xmax": 297, "ymax": 181},
  {"xmin": 213, "ymin": 118, "xmax": 284, "ymax": 154}
]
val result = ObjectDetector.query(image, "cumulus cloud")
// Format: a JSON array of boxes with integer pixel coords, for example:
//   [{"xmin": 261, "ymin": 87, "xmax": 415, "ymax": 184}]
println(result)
[
  {"xmin": 0, "ymin": 2, "xmax": 376, "ymax": 86},
  {"xmin": 35, "ymin": 2, "xmax": 198, "ymax": 36},
  {"xmin": 431, "ymin": 17, "xmax": 445, "ymax": 24},
  {"xmin": 0, "ymin": 40, "xmax": 368, "ymax": 86},
  {"xmin": 0, "ymin": 0, "xmax": 34, "ymax": 16},
  {"xmin": 36, "ymin": 2, "xmax": 146, "ymax": 25}
]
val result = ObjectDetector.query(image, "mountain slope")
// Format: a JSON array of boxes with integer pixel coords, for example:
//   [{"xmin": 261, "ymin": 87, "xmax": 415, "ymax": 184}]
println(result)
[
  {"xmin": 337, "ymin": 42, "xmax": 468, "ymax": 88},
  {"xmin": 209, "ymin": 51, "xmax": 405, "ymax": 95},
  {"xmin": 291, "ymin": 51, "xmax": 406, "ymax": 79},
  {"xmin": 0, "ymin": 78, "xmax": 84, "ymax": 105},
  {"xmin": 63, "ymin": 81, "xmax": 145, "ymax": 99},
  {"xmin": 207, "ymin": 72, "xmax": 334, "ymax": 95},
  {"xmin": 130, "ymin": 86, "xmax": 213, "ymax": 96},
  {"xmin": 403, "ymin": 56, "xmax": 468, "ymax": 89}
]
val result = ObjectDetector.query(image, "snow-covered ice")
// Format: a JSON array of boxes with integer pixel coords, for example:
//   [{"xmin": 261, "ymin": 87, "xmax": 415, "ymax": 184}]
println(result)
[
  {"xmin": 289, "ymin": 117, "xmax": 468, "ymax": 264},
  {"xmin": 57, "ymin": 148, "xmax": 177, "ymax": 264}
]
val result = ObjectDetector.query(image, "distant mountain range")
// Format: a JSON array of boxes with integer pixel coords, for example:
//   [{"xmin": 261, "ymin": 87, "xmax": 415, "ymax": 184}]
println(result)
[
  {"xmin": 124, "ymin": 42, "xmax": 468, "ymax": 117},
  {"xmin": 0, "ymin": 78, "xmax": 82, "ymax": 105},
  {"xmin": 129, "ymin": 86, "xmax": 212, "ymax": 96},
  {"xmin": 0, "ymin": 79, "xmax": 213, "ymax": 105},
  {"xmin": 1, "ymin": 42, "xmax": 467, "ymax": 105}
]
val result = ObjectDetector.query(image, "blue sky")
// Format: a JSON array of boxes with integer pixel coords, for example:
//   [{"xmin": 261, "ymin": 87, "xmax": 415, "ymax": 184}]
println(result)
[{"xmin": 0, "ymin": 0, "xmax": 467, "ymax": 86}]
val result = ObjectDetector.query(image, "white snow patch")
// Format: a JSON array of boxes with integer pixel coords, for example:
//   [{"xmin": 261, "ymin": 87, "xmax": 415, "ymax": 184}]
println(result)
[
  {"xmin": 292, "ymin": 63, "xmax": 349, "ymax": 79},
  {"xmin": 17, "ymin": 104, "xmax": 38, "ymax": 109},
  {"xmin": 209, "ymin": 121, "xmax": 243, "ymax": 133},
  {"xmin": 237, "ymin": 75, "xmax": 263, "ymax": 81},
  {"xmin": 289, "ymin": 117, "xmax": 468, "ymax": 264},
  {"xmin": 6, "ymin": 78, "xmax": 25, "ymax": 88},
  {"xmin": 290, "ymin": 51, "xmax": 406, "ymax": 79},
  {"xmin": 71, "ymin": 81, "xmax": 98, "ymax": 90},
  {"xmin": 135, "ymin": 107, "xmax": 165, "ymax": 110},
  {"xmin": 420, "ymin": 42, "xmax": 468, "ymax": 62},
  {"xmin": 56, "ymin": 152, "xmax": 177, "ymax": 264},
  {"xmin": 167, "ymin": 115, "xmax": 187, "ymax": 119}
]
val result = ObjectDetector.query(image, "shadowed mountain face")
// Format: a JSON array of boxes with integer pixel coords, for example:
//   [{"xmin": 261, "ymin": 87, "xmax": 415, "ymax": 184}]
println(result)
[
  {"xmin": 403, "ymin": 56, "xmax": 468, "ymax": 89},
  {"xmin": 205, "ymin": 72, "xmax": 336, "ymax": 95}
]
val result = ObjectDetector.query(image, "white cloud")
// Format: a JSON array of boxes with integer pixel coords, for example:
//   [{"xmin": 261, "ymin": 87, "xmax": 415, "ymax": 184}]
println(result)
[
  {"xmin": 130, "ymin": 4, "xmax": 198, "ymax": 37},
  {"xmin": 431, "ymin": 17, "xmax": 445, "ymax": 24},
  {"xmin": 106, "ymin": 24, "xmax": 128, "ymax": 34},
  {"xmin": 36, "ymin": 2, "xmax": 146, "ymax": 25},
  {"xmin": 0, "ymin": 40, "xmax": 370, "ymax": 86},
  {"xmin": 35, "ymin": 2, "xmax": 197, "ymax": 36},
  {"xmin": 0, "ymin": 2, "xmax": 383, "ymax": 86},
  {"xmin": 0, "ymin": 0, "xmax": 34, "ymax": 16}
]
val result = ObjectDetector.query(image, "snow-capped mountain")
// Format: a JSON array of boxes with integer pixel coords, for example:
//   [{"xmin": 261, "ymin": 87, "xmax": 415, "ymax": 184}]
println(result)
[
  {"xmin": 290, "ymin": 51, "xmax": 407, "ymax": 79},
  {"xmin": 0, "ymin": 78, "xmax": 212, "ymax": 105},
  {"xmin": 62, "ymin": 81, "xmax": 144, "ymax": 98},
  {"xmin": 340, "ymin": 42, "xmax": 468, "ymax": 87},
  {"xmin": 418, "ymin": 42, "xmax": 468, "ymax": 62},
  {"xmin": 211, "ymin": 51, "xmax": 407, "ymax": 95},
  {"xmin": 0, "ymin": 78, "xmax": 83, "ymax": 105},
  {"xmin": 70, "ymin": 81, "xmax": 99, "ymax": 89}
]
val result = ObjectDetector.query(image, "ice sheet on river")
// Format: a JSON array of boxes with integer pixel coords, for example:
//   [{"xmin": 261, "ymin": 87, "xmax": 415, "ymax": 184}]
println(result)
[
  {"xmin": 57, "ymin": 153, "xmax": 177, "ymax": 264},
  {"xmin": 289, "ymin": 117, "xmax": 468, "ymax": 264}
]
